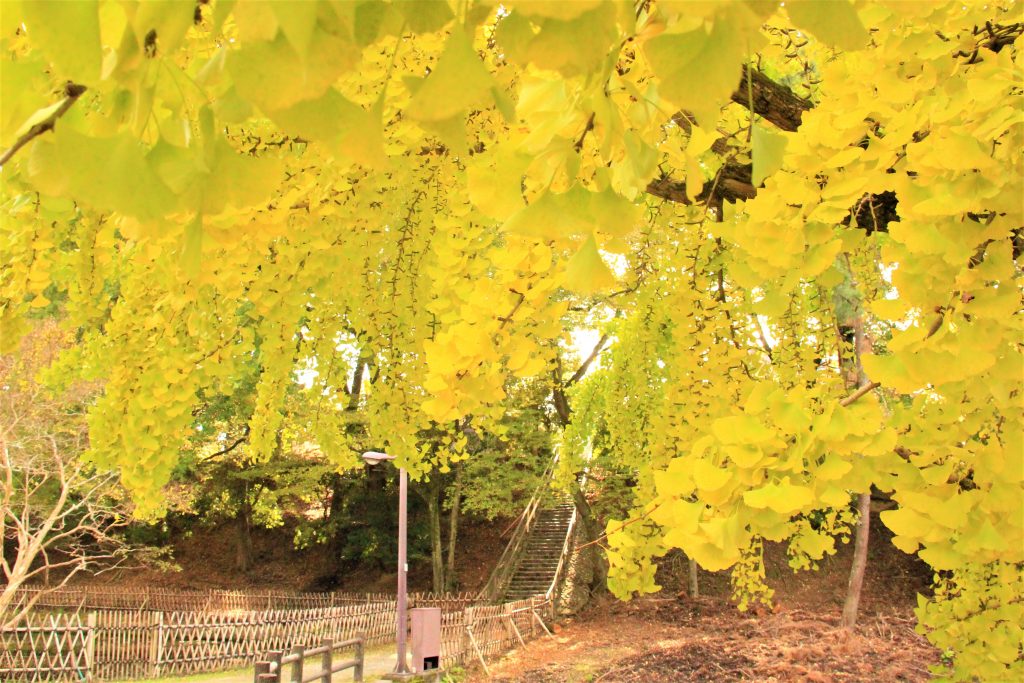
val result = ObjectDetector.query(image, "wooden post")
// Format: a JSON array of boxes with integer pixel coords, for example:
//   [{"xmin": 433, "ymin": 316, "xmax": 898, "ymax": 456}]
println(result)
[
  {"xmin": 149, "ymin": 612, "xmax": 164, "ymax": 677},
  {"xmin": 85, "ymin": 611, "xmax": 98, "ymax": 682},
  {"xmin": 255, "ymin": 661, "xmax": 271, "ymax": 683},
  {"xmin": 319, "ymin": 638, "xmax": 332, "ymax": 683},
  {"xmin": 466, "ymin": 626, "xmax": 489, "ymax": 678},
  {"xmin": 270, "ymin": 651, "xmax": 284, "ymax": 683},
  {"xmin": 290, "ymin": 645, "xmax": 304, "ymax": 683},
  {"xmin": 354, "ymin": 638, "xmax": 364, "ymax": 682}
]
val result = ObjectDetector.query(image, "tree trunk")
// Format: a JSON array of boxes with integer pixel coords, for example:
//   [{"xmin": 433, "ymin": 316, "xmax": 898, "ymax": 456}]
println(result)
[
  {"xmin": 841, "ymin": 313, "xmax": 874, "ymax": 629},
  {"xmin": 444, "ymin": 463, "xmax": 463, "ymax": 592},
  {"xmin": 234, "ymin": 503, "xmax": 254, "ymax": 573},
  {"xmin": 571, "ymin": 488, "xmax": 607, "ymax": 595},
  {"xmin": 688, "ymin": 557, "xmax": 699, "ymax": 598},
  {"xmin": 842, "ymin": 492, "xmax": 871, "ymax": 628},
  {"xmin": 428, "ymin": 480, "xmax": 444, "ymax": 593}
]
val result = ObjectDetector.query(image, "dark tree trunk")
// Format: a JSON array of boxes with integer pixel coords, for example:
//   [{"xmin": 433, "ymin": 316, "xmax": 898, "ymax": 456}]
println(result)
[
  {"xmin": 444, "ymin": 462, "xmax": 463, "ymax": 592},
  {"xmin": 427, "ymin": 479, "xmax": 444, "ymax": 593},
  {"xmin": 234, "ymin": 503, "xmax": 254, "ymax": 573}
]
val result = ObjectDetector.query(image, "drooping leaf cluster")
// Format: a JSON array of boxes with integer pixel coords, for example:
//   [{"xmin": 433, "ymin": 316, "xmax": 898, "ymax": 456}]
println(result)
[{"xmin": 1, "ymin": 1, "xmax": 1021, "ymax": 678}]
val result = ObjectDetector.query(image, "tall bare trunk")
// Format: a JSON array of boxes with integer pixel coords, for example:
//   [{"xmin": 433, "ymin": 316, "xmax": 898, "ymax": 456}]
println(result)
[
  {"xmin": 444, "ymin": 463, "xmax": 463, "ymax": 592},
  {"xmin": 841, "ymin": 313, "xmax": 874, "ymax": 629},
  {"xmin": 688, "ymin": 557, "xmax": 699, "ymax": 598},
  {"xmin": 234, "ymin": 504, "xmax": 254, "ymax": 573},
  {"xmin": 842, "ymin": 492, "xmax": 871, "ymax": 627},
  {"xmin": 428, "ymin": 481, "xmax": 444, "ymax": 593}
]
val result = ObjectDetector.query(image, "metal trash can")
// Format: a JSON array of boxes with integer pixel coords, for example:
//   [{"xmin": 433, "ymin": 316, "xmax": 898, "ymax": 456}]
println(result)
[{"xmin": 410, "ymin": 607, "xmax": 441, "ymax": 672}]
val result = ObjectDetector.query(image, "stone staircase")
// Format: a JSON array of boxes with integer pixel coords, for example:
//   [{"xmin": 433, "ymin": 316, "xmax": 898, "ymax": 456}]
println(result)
[{"xmin": 502, "ymin": 502, "xmax": 576, "ymax": 601}]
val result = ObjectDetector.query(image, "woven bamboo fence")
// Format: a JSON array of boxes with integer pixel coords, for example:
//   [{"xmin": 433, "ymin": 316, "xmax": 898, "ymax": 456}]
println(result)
[
  {"xmin": 1, "ymin": 594, "xmax": 552, "ymax": 681},
  {"xmin": 12, "ymin": 586, "xmax": 480, "ymax": 614},
  {"xmin": 0, "ymin": 612, "xmax": 93, "ymax": 683}
]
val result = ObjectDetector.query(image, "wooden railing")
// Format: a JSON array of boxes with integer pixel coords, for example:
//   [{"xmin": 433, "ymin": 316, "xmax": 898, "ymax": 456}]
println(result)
[
  {"xmin": 480, "ymin": 458, "xmax": 558, "ymax": 601},
  {"xmin": 254, "ymin": 637, "xmax": 364, "ymax": 683}
]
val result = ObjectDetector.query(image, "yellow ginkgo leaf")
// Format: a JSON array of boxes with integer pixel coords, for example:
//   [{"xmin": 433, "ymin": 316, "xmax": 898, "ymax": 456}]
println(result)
[
  {"xmin": 406, "ymin": 31, "xmax": 496, "ymax": 122},
  {"xmin": 564, "ymin": 233, "xmax": 617, "ymax": 295}
]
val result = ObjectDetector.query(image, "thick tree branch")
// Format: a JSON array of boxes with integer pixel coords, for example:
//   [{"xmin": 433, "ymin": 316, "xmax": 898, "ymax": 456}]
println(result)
[
  {"xmin": 732, "ymin": 65, "xmax": 812, "ymax": 132},
  {"xmin": 0, "ymin": 83, "xmax": 87, "ymax": 167}
]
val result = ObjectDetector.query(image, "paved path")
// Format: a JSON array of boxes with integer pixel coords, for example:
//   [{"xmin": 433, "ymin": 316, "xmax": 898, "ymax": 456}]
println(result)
[{"xmin": 149, "ymin": 645, "xmax": 399, "ymax": 683}]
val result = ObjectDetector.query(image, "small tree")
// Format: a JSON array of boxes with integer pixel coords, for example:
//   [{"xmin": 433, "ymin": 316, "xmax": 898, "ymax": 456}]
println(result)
[{"xmin": 0, "ymin": 323, "xmax": 130, "ymax": 628}]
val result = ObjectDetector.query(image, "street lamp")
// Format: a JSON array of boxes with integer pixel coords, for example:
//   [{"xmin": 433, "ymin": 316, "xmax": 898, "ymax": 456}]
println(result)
[{"xmin": 361, "ymin": 451, "xmax": 410, "ymax": 676}]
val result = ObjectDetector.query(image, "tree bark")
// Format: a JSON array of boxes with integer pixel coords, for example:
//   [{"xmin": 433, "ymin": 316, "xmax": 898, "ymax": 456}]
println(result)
[
  {"xmin": 234, "ymin": 502, "xmax": 254, "ymax": 573},
  {"xmin": 842, "ymin": 491, "xmax": 871, "ymax": 628},
  {"xmin": 688, "ymin": 557, "xmax": 700, "ymax": 598},
  {"xmin": 841, "ymin": 310, "xmax": 875, "ymax": 628},
  {"xmin": 444, "ymin": 462, "xmax": 463, "ymax": 592},
  {"xmin": 427, "ymin": 481, "xmax": 445, "ymax": 593}
]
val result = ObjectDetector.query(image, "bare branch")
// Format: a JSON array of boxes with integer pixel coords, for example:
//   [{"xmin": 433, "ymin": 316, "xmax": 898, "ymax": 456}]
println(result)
[{"xmin": 0, "ymin": 83, "xmax": 87, "ymax": 167}]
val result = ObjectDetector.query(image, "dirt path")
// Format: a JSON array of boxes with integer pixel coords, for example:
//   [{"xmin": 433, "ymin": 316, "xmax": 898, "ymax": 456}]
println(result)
[{"xmin": 147, "ymin": 645, "xmax": 398, "ymax": 683}]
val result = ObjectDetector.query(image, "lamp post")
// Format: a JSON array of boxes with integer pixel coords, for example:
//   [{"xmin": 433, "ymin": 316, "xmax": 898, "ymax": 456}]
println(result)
[{"xmin": 362, "ymin": 451, "xmax": 410, "ymax": 676}]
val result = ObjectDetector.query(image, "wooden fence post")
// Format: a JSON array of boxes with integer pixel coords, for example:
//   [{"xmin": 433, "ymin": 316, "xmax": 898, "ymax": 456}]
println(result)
[
  {"xmin": 354, "ymin": 637, "xmax": 364, "ymax": 682},
  {"xmin": 268, "ymin": 651, "xmax": 283, "ymax": 683},
  {"xmin": 289, "ymin": 645, "xmax": 304, "ymax": 683},
  {"xmin": 85, "ymin": 611, "xmax": 97, "ymax": 682},
  {"xmin": 254, "ymin": 661, "xmax": 271, "ymax": 683},
  {"xmin": 149, "ymin": 612, "xmax": 164, "ymax": 677},
  {"xmin": 319, "ymin": 638, "xmax": 332, "ymax": 683}
]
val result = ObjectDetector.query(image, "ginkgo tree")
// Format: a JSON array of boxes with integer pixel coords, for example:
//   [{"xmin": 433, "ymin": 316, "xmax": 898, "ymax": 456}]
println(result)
[{"xmin": 1, "ymin": 1, "xmax": 1021, "ymax": 679}]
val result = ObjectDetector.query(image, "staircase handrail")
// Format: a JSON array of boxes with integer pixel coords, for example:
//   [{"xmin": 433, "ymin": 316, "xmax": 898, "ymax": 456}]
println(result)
[{"xmin": 480, "ymin": 456, "xmax": 557, "ymax": 601}]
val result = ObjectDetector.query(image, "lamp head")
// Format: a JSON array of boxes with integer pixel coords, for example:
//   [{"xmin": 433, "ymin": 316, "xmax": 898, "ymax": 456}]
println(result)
[{"xmin": 361, "ymin": 451, "xmax": 396, "ymax": 466}]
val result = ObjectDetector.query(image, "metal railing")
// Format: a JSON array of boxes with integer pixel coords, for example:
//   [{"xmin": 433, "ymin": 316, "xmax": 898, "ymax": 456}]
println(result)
[{"xmin": 254, "ymin": 637, "xmax": 364, "ymax": 683}]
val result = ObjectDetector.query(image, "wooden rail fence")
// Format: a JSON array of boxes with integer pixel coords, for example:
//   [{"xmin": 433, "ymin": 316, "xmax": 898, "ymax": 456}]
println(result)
[
  {"xmin": 254, "ymin": 637, "xmax": 364, "ymax": 683},
  {"xmin": 1, "ymin": 594, "xmax": 553, "ymax": 681}
]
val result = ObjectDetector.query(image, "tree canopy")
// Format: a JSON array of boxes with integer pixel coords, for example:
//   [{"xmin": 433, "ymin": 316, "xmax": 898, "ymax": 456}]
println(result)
[{"xmin": 1, "ymin": 1, "xmax": 1021, "ymax": 679}]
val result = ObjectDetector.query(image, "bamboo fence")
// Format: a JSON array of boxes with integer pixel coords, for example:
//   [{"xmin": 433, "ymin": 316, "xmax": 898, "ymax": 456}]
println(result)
[
  {"xmin": 1, "ymin": 593, "xmax": 552, "ymax": 682},
  {"xmin": 11, "ymin": 586, "xmax": 480, "ymax": 613}
]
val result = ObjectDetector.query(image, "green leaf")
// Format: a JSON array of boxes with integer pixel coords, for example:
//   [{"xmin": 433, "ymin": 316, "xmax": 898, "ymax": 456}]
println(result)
[
  {"xmin": 229, "ymin": 31, "xmax": 359, "ymax": 112},
  {"xmin": 180, "ymin": 214, "xmax": 203, "ymax": 278},
  {"xmin": 786, "ymin": 0, "xmax": 869, "ymax": 52},
  {"xmin": 267, "ymin": 88, "xmax": 384, "ymax": 167},
  {"xmin": 751, "ymin": 124, "xmax": 788, "ymax": 185},
  {"xmin": 406, "ymin": 31, "xmax": 496, "ymax": 122},
  {"xmin": 395, "ymin": 0, "xmax": 453, "ymax": 34},
  {"xmin": 502, "ymin": 185, "xmax": 640, "ymax": 239},
  {"xmin": 643, "ymin": 7, "xmax": 764, "ymax": 126},
  {"xmin": 22, "ymin": 0, "xmax": 102, "ymax": 83},
  {"xmin": 53, "ymin": 127, "xmax": 176, "ymax": 219},
  {"xmin": 134, "ymin": 0, "xmax": 196, "ymax": 56},
  {"xmin": 564, "ymin": 233, "xmax": 617, "ymax": 295},
  {"xmin": 269, "ymin": 0, "xmax": 320, "ymax": 56}
]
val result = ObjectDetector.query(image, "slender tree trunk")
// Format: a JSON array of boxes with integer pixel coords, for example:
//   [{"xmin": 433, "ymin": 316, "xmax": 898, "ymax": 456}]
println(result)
[
  {"xmin": 842, "ymin": 492, "xmax": 871, "ymax": 627},
  {"xmin": 444, "ymin": 463, "xmax": 463, "ymax": 592},
  {"xmin": 841, "ymin": 313, "xmax": 874, "ymax": 628},
  {"xmin": 688, "ymin": 557, "xmax": 699, "ymax": 598},
  {"xmin": 428, "ymin": 480, "xmax": 444, "ymax": 593},
  {"xmin": 234, "ymin": 503, "xmax": 254, "ymax": 572}
]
